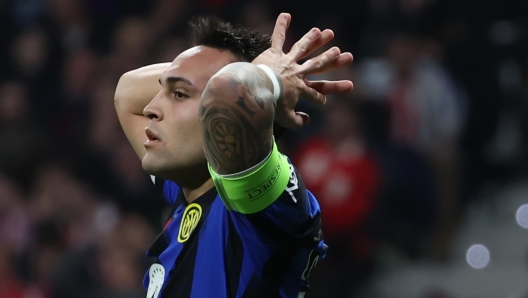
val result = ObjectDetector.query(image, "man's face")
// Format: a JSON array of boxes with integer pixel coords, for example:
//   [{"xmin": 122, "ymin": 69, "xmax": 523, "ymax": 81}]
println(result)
[{"xmin": 142, "ymin": 46, "xmax": 238, "ymax": 181}]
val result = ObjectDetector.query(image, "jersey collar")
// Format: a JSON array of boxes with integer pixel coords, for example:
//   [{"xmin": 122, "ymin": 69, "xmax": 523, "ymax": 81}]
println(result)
[{"xmin": 175, "ymin": 186, "xmax": 218, "ymax": 208}]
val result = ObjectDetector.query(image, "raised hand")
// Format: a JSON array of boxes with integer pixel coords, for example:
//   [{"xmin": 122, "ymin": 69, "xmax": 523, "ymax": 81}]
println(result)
[{"xmin": 252, "ymin": 13, "xmax": 354, "ymax": 130}]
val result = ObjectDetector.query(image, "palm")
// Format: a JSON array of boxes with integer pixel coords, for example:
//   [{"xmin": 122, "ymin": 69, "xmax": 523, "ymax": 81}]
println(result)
[{"xmin": 252, "ymin": 13, "xmax": 354, "ymax": 130}]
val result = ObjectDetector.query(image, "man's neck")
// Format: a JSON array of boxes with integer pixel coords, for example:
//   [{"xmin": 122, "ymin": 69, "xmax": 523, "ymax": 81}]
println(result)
[{"xmin": 182, "ymin": 178, "xmax": 215, "ymax": 203}]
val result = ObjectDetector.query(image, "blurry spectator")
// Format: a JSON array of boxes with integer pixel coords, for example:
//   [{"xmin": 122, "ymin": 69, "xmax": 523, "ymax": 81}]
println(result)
[
  {"xmin": 51, "ymin": 215, "xmax": 153, "ymax": 298},
  {"xmin": 358, "ymin": 32, "xmax": 464, "ymax": 260},
  {"xmin": 95, "ymin": 246, "xmax": 144, "ymax": 298},
  {"xmin": 294, "ymin": 98, "xmax": 381, "ymax": 298},
  {"xmin": 11, "ymin": 28, "xmax": 50, "ymax": 77},
  {"xmin": 105, "ymin": 17, "xmax": 151, "ymax": 78},
  {"xmin": 147, "ymin": 0, "xmax": 188, "ymax": 44},
  {"xmin": 8, "ymin": 0, "xmax": 48, "ymax": 28},
  {"xmin": 49, "ymin": 0, "xmax": 90, "ymax": 52},
  {"xmin": 8, "ymin": 28, "xmax": 61, "ymax": 122},
  {"xmin": 385, "ymin": 34, "xmax": 465, "ymax": 260},
  {"xmin": 29, "ymin": 163, "xmax": 115, "ymax": 248},
  {"xmin": 62, "ymin": 49, "xmax": 99, "ymax": 102},
  {"xmin": 0, "ymin": 81, "xmax": 47, "ymax": 186},
  {"xmin": 95, "ymin": 215, "xmax": 155, "ymax": 298},
  {"xmin": 366, "ymin": 138, "xmax": 437, "ymax": 259},
  {"xmin": 53, "ymin": 49, "xmax": 100, "ymax": 147},
  {"xmin": 24, "ymin": 162, "xmax": 154, "ymax": 298},
  {"xmin": 89, "ymin": 77, "xmax": 123, "ymax": 152},
  {"xmin": 385, "ymin": 34, "xmax": 464, "ymax": 159},
  {"xmin": 0, "ymin": 245, "xmax": 31, "ymax": 298},
  {"xmin": 0, "ymin": 176, "xmax": 32, "ymax": 298},
  {"xmin": 239, "ymin": 1, "xmax": 275, "ymax": 36},
  {"xmin": 107, "ymin": 139, "xmax": 167, "ymax": 227},
  {"xmin": 295, "ymin": 98, "xmax": 380, "ymax": 247},
  {"xmin": 0, "ymin": 175, "xmax": 32, "ymax": 253}
]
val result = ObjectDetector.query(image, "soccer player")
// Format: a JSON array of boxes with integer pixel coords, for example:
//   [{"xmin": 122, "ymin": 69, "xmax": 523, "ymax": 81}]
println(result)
[{"xmin": 114, "ymin": 13, "xmax": 353, "ymax": 298}]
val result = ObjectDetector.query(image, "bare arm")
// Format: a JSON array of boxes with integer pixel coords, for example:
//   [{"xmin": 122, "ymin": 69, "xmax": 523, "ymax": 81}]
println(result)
[
  {"xmin": 199, "ymin": 63, "xmax": 277, "ymax": 175},
  {"xmin": 200, "ymin": 14, "xmax": 352, "ymax": 176},
  {"xmin": 114, "ymin": 63, "xmax": 170, "ymax": 159}
]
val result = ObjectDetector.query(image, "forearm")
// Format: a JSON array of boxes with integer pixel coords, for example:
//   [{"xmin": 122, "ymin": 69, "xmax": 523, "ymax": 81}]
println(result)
[
  {"xmin": 199, "ymin": 62, "xmax": 280, "ymax": 175},
  {"xmin": 114, "ymin": 63, "xmax": 170, "ymax": 159},
  {"xmin": 114, "ymin": 63, "xmax": 170, "ymax": 115}
]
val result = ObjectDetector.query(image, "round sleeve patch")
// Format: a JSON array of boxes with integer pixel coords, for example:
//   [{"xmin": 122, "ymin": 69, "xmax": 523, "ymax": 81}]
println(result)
[{"xmin": 146, "ymin": 263, "xmax": 165, "ymax": 298}]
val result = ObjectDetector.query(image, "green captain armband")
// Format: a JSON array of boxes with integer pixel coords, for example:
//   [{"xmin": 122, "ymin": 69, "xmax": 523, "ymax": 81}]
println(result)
[{"xmin": 208, "ymin": 141, "xmax": 291, "ymax": 214}]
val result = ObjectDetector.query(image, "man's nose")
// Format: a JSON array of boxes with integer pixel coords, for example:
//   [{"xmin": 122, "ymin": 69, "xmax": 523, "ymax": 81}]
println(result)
[{"xmin": 143, "ymin": 91, "xmax": 163, "ymax": 120}]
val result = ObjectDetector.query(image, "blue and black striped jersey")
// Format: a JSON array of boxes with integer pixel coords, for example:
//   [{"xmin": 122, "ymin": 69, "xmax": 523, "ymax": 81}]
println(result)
[{"xmin": 143, "ymin": 162, "xmax": 327, "ymax": 298}]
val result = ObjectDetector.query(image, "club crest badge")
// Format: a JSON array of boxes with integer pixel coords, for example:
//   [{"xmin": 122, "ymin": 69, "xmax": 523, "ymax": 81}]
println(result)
[{"xmin": 177, "ymin": 203, "xmax": 202, "ymax": 243}]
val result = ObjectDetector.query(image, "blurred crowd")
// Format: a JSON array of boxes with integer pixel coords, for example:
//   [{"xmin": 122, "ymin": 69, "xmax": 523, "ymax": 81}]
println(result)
[{"xmin": 1, "ymin": 0, "xmax": 527, "ymax": 297}]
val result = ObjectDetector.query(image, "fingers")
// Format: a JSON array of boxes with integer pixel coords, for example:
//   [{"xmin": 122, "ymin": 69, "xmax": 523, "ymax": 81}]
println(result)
[
  {"xmin": 301, "ymin": 85, "xmax": 327, "ymax": 106},
  {"xmin": 301, "ymin": 48, "xmax": 353, "ymax": 75},
  {"xmin": 305, "ymin": 80, "xmax": 354, "ymax": 94},
  {"xmin": 271, "ymin": 13, "xmax": 291, "ymax": 51},
  {"xmin": 283, "ymin": 111, "xmax": 310, "ymax": 130},
  {"xmin": 299, "ymin": 79, "xmax": 353, "ymax": 106},
  {"xmin": 295, "ymin": 111, "xmax": 311, "ymax": 125},
  {"xmin": 301, "ymin": 29, "xmax": 334, "ymax": 59},
  {"xmin": 289, "ymin": 29, "xmax": 335, "ymax": 61}
]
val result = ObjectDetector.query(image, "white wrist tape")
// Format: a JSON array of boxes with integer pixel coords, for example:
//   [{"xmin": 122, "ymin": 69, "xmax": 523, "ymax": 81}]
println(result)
[{"xmin": 256, "ymin": 64, "xmax": 281, "ymax": 102}]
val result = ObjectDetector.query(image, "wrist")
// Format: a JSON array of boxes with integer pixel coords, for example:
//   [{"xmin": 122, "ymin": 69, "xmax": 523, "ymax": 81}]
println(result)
[{"xmin": 256, "ymin": 64, "xmax": 283, "ymax": 103}]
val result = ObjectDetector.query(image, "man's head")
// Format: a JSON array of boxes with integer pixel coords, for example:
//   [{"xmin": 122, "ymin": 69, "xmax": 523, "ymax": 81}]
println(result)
[{"xmin": 142, "ymin": 17, "xmax": 270, "ymax": 186}]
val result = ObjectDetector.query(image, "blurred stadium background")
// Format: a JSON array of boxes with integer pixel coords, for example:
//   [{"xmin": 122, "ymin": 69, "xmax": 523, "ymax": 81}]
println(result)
[{"xmin": 1, "ymin": 0, "xmax": 528, "ymax": 297}]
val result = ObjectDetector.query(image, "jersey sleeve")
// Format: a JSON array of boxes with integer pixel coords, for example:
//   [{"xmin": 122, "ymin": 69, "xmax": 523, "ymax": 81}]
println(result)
[
  {"xmin": 244, "ymin": 163, "xmax": 322, "ymax": 240},
  {"xmin": 209, "ymin": 141, "xmax": 321, "ymax": 239}
]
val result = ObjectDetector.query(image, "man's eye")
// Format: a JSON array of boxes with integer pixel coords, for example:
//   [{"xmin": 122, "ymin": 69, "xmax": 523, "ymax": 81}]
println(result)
[{"xmin": 174, "ymin": 91, "xmax": 187, "ymax": 99}]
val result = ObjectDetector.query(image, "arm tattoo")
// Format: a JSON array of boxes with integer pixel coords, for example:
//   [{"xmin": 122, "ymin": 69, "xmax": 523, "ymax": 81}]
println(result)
[
  {"xmin": 200, "ymin": 65, "xmax": 275, "ymax": 175},
  {"xmin": 235, "ymin": 96, "xmax": 257, "ymax": 117}
]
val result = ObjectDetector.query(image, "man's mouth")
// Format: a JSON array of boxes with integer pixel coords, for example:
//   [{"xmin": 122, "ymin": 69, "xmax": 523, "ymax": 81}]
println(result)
[{"xmin": 145, "ymin": 128, "xmax": 161, "ymax": 143}]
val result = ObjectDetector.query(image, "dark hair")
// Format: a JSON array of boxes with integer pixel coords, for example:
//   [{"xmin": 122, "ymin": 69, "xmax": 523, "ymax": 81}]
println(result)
[{"xmin": 190, "ymin": 17, "xmax": 271, "ymax": 62}]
